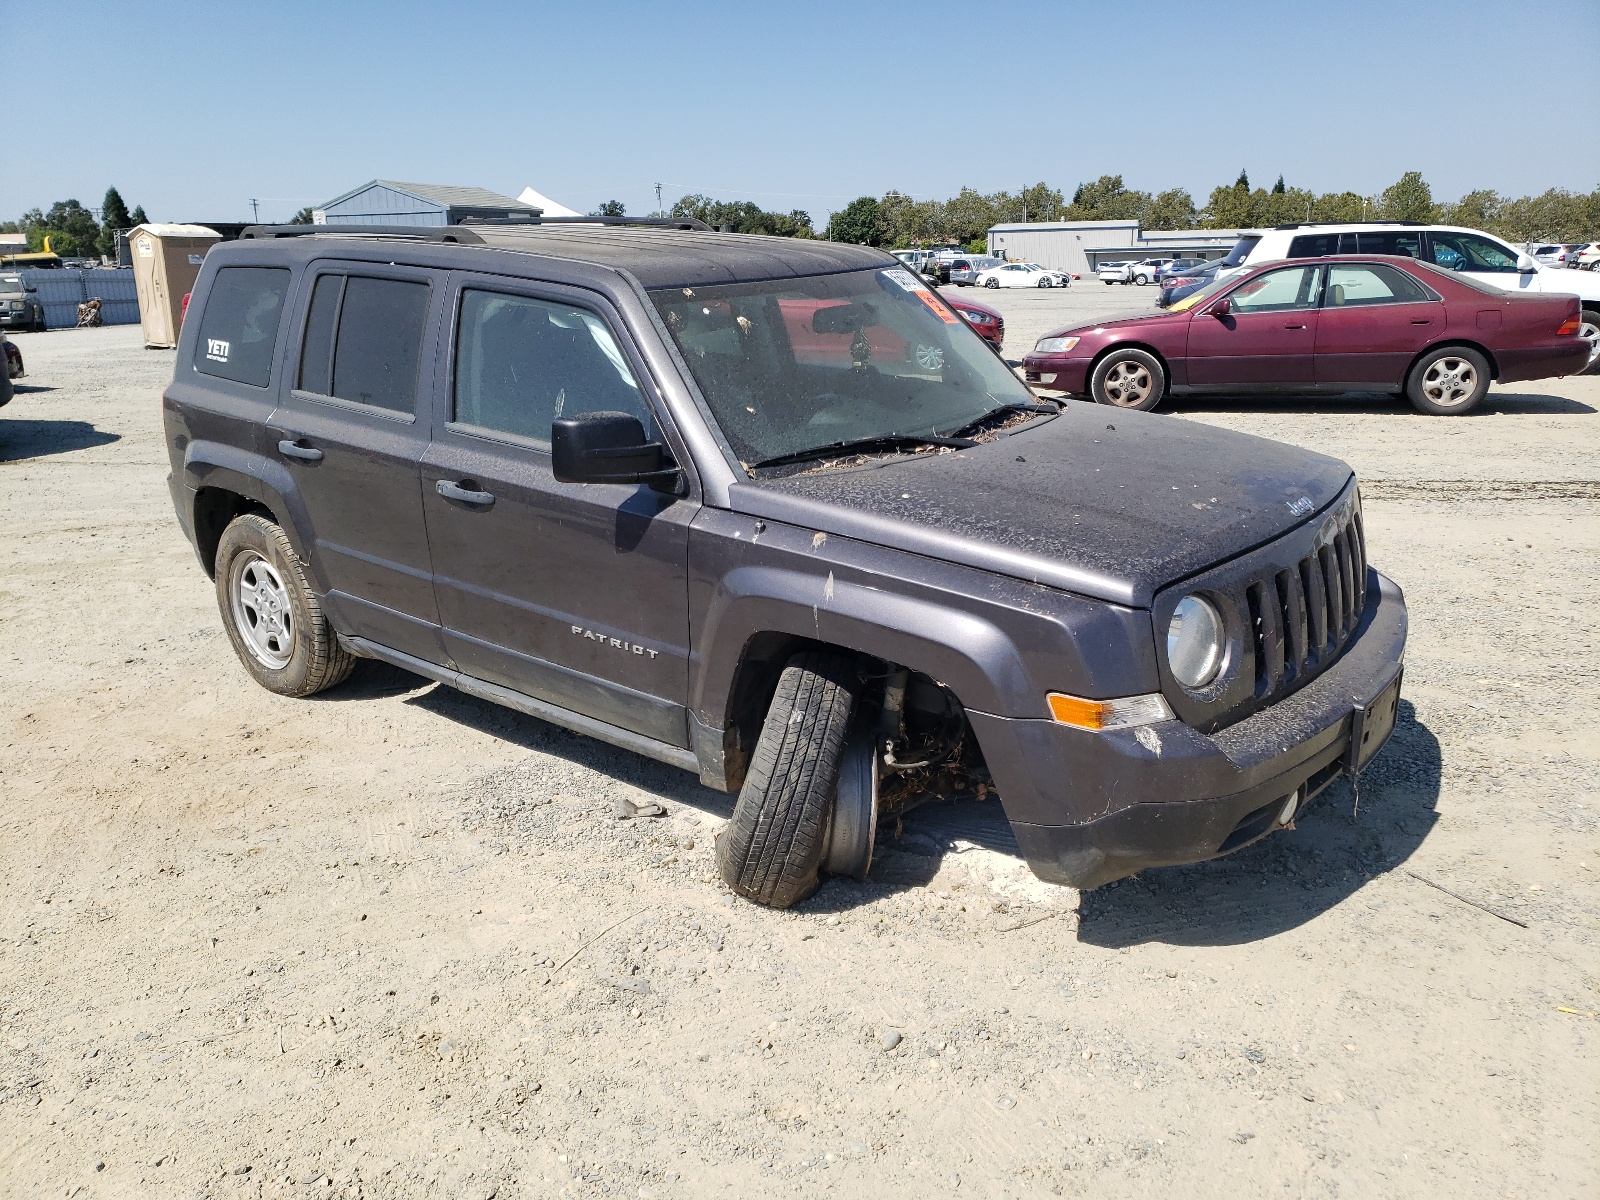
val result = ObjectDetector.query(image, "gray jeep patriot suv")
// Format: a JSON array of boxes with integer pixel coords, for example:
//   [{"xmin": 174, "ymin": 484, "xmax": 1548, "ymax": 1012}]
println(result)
[{"xmin": 163, "ymin": 220, "xmax": 1406, "ymax": 908}]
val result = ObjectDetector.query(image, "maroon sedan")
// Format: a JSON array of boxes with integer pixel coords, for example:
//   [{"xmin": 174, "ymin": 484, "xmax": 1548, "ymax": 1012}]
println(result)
[
  {"xmin": 1024, "ymin": 255, "xmax": 1589, "ymax": 415},
  {"xmin": 945, "ymin": 292, "xmax": 1004, "ymax": 353}
]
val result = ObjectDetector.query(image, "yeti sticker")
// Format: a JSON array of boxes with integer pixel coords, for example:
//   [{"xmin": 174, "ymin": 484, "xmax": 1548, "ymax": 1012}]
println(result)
[{"xmin": 206, "ymin": 338, "xmax": 231, "ymax": 363}]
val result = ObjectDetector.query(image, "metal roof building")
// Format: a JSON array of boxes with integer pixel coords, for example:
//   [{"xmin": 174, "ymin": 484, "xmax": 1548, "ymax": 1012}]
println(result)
[
  {"xmin": 986, "ymin": 219, "xmax": 1244, "ymax": 275},
  {"xmin": 313, "ymin": 180, "xmax": 539, "ymax": 227}
]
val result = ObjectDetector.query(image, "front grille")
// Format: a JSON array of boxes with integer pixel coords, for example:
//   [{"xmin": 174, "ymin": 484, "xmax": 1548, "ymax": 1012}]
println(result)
[{"xmin": 1243, "ymin": 503, "xmax": 1367, "ymax": 703}]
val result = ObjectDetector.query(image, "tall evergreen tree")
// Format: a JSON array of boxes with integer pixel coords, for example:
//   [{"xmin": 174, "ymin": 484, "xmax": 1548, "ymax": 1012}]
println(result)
[{"xmin": 98, "ymin": 187, "xmax": 132, "ymax": 257}]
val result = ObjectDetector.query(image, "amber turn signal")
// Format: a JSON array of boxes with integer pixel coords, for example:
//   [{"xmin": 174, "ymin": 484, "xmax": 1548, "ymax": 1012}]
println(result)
[
  {"xmin": 1557, "ymin": 315, "xmax": 1581, "ymax": 335},
  {"xmin": 1046, "ymin": 691, "xmax": 1174, "ymax": 731}
]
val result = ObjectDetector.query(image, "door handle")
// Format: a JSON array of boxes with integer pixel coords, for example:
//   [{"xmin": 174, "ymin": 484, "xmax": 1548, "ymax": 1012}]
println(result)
[
  {"xmin": 277, "ymin": 439, "xmax": 323, "ymax": 462},
  {"xmin": 1411, "ymin": 319, "xmax": 1432, "ymax": 325},
  {"xmin": 1284, "ymin": 323, "xmax": 1307, "ymax": 329},
  {"xmin": 436, "ymin": 478, "xmax": 495, "ymax": 506}
]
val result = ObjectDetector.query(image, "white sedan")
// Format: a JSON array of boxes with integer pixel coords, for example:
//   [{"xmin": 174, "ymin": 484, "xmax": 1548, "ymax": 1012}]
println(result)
[{"xmin": 977, "ymin": 262, "xmax": 1071, "ymax": 289}]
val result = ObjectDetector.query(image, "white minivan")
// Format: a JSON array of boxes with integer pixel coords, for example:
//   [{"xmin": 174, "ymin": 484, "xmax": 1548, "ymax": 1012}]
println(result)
[{"xmin": 1222, "ymin": 223, "xmax": 1600, "ymax": 372}]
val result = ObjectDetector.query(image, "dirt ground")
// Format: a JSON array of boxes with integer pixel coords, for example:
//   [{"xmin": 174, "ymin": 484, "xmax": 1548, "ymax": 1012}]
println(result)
[{"xmin": 1, "ymin": 309, "xmax": 1596, "ymax": 1200}]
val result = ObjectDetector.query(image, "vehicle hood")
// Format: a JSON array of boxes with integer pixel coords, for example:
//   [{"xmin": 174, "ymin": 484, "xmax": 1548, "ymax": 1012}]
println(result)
[
  {"xmin": 727, "ymin": 403, "xmax": 1353, "ymax": 608},
  {"xmin": 1031, "ymin": 310, "xmax": 1184, "ymax": 346}
]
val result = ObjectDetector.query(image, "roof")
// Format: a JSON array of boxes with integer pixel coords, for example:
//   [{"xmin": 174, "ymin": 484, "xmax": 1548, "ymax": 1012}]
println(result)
[
  {"xmin": 129, "ymin": 223, "xmax": 223, "ymax": 239},
  {"xmin": 465, "ymin": 226, "xmax": 890, "ymax": 288},
  {"xmin": 320, "ymin": 179, "xmax": 537, "ymax": 213},
  {"xmin": 988, "ymin": 219, "xmax": 1140, "ymax": 233}
]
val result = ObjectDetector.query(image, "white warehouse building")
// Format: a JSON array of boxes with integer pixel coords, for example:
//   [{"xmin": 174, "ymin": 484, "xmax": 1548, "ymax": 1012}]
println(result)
[{"xmin": 986, "ymin": 219, "xmax": 1244, "ymax": 276}]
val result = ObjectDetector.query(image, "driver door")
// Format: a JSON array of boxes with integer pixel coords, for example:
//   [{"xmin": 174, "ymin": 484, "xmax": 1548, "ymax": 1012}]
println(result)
[
  {"xmin": 1185, "ymin": 263, "xmax": 1324, "ymax": 386},
  {"xmin": 419, "ymin": 275, "xmax": 696, "ymax": 747}
]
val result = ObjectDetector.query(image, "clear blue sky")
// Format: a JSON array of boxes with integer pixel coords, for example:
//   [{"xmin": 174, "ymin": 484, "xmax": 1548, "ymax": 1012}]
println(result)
[{"xmin": 7, "ymin": 0, "xmax": 1597, "ymax": 226}]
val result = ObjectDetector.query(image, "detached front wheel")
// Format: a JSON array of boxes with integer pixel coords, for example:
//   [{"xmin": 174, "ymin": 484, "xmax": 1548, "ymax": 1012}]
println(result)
[
  {"xmin": 716, "ymin": 650, "xmax": 859, "ymax": 908},
  {"xmin": 1090, "ymin": 348, "xmax": 1165, "ymax": 411}
]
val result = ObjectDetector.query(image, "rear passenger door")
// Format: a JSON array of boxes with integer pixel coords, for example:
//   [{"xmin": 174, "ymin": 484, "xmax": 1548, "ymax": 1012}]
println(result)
[
  {"xmin": 1314, "ymin": 262, "xmax": 1444, "ymax": 387},
  {"xmin": 268, "ymin": 263, "xmax": 447, "ymax": 663},
  {"xmin": 418, "ymin": 275, "xmax": 695, "ymax": 748}
]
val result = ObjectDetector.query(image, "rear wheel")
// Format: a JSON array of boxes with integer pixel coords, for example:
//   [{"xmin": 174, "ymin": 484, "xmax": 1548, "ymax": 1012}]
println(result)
[
  {"xmin": 1090, "ymin": 348, "xmax": 1165, "ymax": 411},
  {"xmin": 716, "ymin": 650, "xmax": 859, "ymax": 908},
  {"xmin": 1133, "ymin": 274, "xmax": 1149, "ymax": 286},
  {"xmin": 1578, "ymin": 308, "xmax": 1600, "ymax": 375},
  {"xmin": 984, "ymin": 277, "xmax": 999, "ymax": 289},
  {"xmin": 1406, "ymin": 346, "xmax": 1490, "ymax": 415},
  {"xmin": 214, "ymin": 513, "xmax": 355, "ymax": 696},
  {"xmin": 1037, "ymin": 277, "xmax": 1052, "ymax": 288}
]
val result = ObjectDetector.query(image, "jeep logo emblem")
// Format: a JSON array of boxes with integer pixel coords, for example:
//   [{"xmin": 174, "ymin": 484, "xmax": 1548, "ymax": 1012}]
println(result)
[{"xmin": 1286, "ymin": 496, "xmax": 1314, "ymax": 517}]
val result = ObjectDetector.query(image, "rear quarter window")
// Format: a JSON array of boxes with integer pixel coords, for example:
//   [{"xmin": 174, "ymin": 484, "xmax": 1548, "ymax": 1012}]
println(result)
[{"xmin": 193, "ymin": 267, "xmax": 291, "ymax": 388}]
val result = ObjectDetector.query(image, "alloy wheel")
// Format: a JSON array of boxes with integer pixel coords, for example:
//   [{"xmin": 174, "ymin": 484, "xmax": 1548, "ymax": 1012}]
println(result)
[
  {"xmin": 1420, "ymin": 356, "xmax": 1478, "ymax": 407},
  {"xmin": 230, "ymin": 551, "xmax": 295, "ymax": 669},
  {"xmin": 1579, "ymin": 315, "xmax": 1600, "ymax": 371},
  {"xmin": 1102, "ymin": 359, "xmax": 1152, "ymax": 406}
]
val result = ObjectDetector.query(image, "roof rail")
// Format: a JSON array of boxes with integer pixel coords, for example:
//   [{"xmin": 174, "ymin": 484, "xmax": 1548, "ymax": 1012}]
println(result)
[
  {"xmin": 459, "ymin": 214, "xmax": 715, "ymax": 232},
  {"xmin": 238, "ymin": 224, "xmax": 485, "ymax": 243},
  {"xmin": 1271, "ymin": 220, "xmax": 1426, "ymax": 230}
]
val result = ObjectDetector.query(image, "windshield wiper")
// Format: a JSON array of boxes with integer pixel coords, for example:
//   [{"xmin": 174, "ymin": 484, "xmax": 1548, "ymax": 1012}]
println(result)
[
  {"xmin": 749, "ymin": 432, "xmax": 977, "ymax": 472},
  {"xmin": 940, "ymin": 401, "xmax": 1061, "ymax": 439}
]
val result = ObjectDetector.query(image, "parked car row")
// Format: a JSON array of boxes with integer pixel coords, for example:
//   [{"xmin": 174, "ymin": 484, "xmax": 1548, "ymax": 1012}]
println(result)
[
  {"xmin": 1097, "ymin": 257, "xmax": 1215, "ymax": 286},
  {"xmin": 1025, "ymin": 252, "xmax": 1592, "ymax": 415},
  {"xmin": 1212, "ymin": 222, "xmax": 1600, "ymax": 373}
]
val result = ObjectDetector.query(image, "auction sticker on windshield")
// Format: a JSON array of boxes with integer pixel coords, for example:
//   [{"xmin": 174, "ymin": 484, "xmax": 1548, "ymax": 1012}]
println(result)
[{"xmin": 883, "ymin": 268, "xmax": 959, "ymax": 324}]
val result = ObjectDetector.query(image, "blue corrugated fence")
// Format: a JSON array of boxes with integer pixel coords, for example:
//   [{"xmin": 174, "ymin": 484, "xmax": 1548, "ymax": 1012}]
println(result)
[{"xmin": 19, "ymin": 269, "xmax": 140, "ymax": 330}]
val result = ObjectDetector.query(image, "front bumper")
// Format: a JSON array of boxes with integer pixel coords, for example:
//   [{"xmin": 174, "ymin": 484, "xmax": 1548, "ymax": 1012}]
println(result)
[
  {"xmin": 0, "ymin": 310, "xmax": 37, "ymax": 327},
  {"xmin": 1022, "ymin": 352, "xmax": 1091, "ymax": 393},
  {"xmin": 970, "ymin": 571, "xmax": 1407, "ymax": 889}
]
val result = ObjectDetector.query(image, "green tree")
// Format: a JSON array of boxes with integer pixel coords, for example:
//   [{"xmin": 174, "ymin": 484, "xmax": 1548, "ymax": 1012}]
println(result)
[
  {"xmin": 591, "ymin": 199, "xmax": 626, "ymax": 217},
  {"xmin": 1145, "ymin": 188, "xmax": 1198, "ymax": 229},
  {"xmin": 1377, "ymin": 171, "xmax": 1435, "ymax": 222},
  {"xmin": 25, "ymin": 199, "xmax": 102, "ymax": 256},
  {"xmin": 825, "ymin": 196, "xmax": 886, "ymax": 245},
  {"xmin": 671, "ymin": 194, "xmax": 812, "ymax": 237},
  {"xmin": 98, "ymin": 187, "xmax": 132, "ymax": 257},
  {"xmin": 129, "ymin": 205, "xmax": 148, "ymax": 225},
  {"xmin": 290, "ymin": 207, "xmax": 316, "ymax": 225},
  {"xmin": 1064, "ymin": 175, "xmax": 1150, "ymax": 222}
]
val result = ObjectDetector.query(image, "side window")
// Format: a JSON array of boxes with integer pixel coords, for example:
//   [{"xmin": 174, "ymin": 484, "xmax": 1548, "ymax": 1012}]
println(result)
[
  {"xmin": 1227, "ymin": 265, "xmax": 1323, "ymax": 313},
  {"xmin": 1325, "ymin": 264, "xmax": 1435, "ymax": 306},
  {"xmin": 1288, "ymin": 235, "xmax": 1339, "ymax": 258},
  {"xmin": 193, "ymin": 266, "xmax": 290, "ymax": 388},
  {"xmin": 453, "ymin": 289, "xmax": 650, "ymax": 445},
  {"xmin": 1353, "ymin": 231, "xmax": 1422, "ymax": 257},
  {"xmin": 296, "ymin": 274, "xmax": 430, "ymax": 413},
  {"xmin": 1429, "ymin": 232, "xmax": 1519, "ymax": 273}
]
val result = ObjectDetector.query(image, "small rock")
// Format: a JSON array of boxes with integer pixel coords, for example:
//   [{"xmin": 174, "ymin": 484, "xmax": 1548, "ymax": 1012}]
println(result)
[
  {"xmin": 94, "ymin": 1162, "xmax": 105, "ymax": 1172},
  {"xmin": 1234, "ymin": 1132, "xmax": 1255, "ymax": 1144},
  {"xmin": 949, "ymin": 1174, "xmax": 960, "ymax": 1188},
  {"xmin": 232, "ymin": 1164, "xmax": 252, "ymax": 1175},
  {"xmin": 880, "ymin": 1030, "xmax": 902, "ymax": 1051},
  {"xmin": 1081, "ymin": 1049, "xmax": 1093, "ymax": 1060},
  {"xmin": 995, "ymin": 1096, "xmax": 1016, "ymax": 1110}
]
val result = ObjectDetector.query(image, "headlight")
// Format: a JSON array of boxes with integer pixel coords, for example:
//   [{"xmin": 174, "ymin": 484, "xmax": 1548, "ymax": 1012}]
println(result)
[
  {"xmin": 960, "ymin": 310, "xmax": 995, "ymax": 325},
  {"xmin": 1167, "ymin": 595, "xmax": 1224, "ymax": 689},
  {"xmin": 1035, "ymin": 336, "xmax": 1080, "ymax": 353}
]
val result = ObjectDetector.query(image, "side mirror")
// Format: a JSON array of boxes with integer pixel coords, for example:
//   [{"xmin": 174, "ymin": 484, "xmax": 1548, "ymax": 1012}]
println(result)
[
  {"xmin": 1208, "ymin": 297, "xmax": 1231, "ymax": 317},
  {"xmin": 551, "ymin": 411, "xmax": 681, "ymax": 490},
  {"xmin": 25, "ymin": 286, "xmax": 37, "ymax": 293},
  {"xmin": 1515, "ymin": 253, "xmax": 1537, "ymax": 272}
]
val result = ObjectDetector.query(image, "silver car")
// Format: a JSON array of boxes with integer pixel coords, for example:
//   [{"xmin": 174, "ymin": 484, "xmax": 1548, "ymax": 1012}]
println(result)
[
  {"xmin": 948, "ymin": 255, "xmax": 1003, "ymax": 286},
  {"xmin": 0, "ymin": 273, "xmax": 47, "ymax": 332}
]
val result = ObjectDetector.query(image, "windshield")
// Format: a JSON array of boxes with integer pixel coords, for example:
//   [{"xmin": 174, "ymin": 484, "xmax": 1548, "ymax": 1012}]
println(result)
[
  {"xmin": 0, "ymin": 274, "xmax": 21, "ymax": 292},
  {"xmin": 651, "ymin": 267, "xmax": 1035, "ymax": 471}
]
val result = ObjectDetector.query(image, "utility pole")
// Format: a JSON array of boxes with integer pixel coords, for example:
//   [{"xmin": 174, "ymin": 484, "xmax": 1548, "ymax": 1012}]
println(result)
[
  {"xmin": 655, "ymin": 183, "xmax": 662, "ymax": 214},
  {"xmin": 250, "ymin": 198, "xmax": 260, "ymax": 223},
  {"xmin": 1021, "ymin": 185, "xmax": 1027, "ymax": 224}
]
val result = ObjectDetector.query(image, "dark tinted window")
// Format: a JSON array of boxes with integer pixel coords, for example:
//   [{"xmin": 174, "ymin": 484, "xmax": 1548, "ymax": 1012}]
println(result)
[
  {"xmin": 1288, "ymin": 234, "xmax": 1339, "ymax": 258},
  {"xmin": 1349, "ymin": 231, "xmax": 1422, "ymax": 257},
  {"xmin": 453, "ymin": 290, "xmax": 649, "ymax": 445},
  {"xmin": 1221, "ymin": 235, "xmax": 1261, "ymax": 267},
  {"xmin": 329, "ymin": 277, "xmax": 430, "ymax": 413},
  {"xmin": 1429, "ymin": 231, "xmax": 1519, "ymax": 273},
  {"xmin": 296, "ymin": 274, "xmax": 342, "ymax": 395},
  {"xmin": 193, "ymin": 267, "xmax": 290, "ymax": 388},
  {"xmin": 1325, "ymin": 263, "xmax": 1436, "ymax": 306}
]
